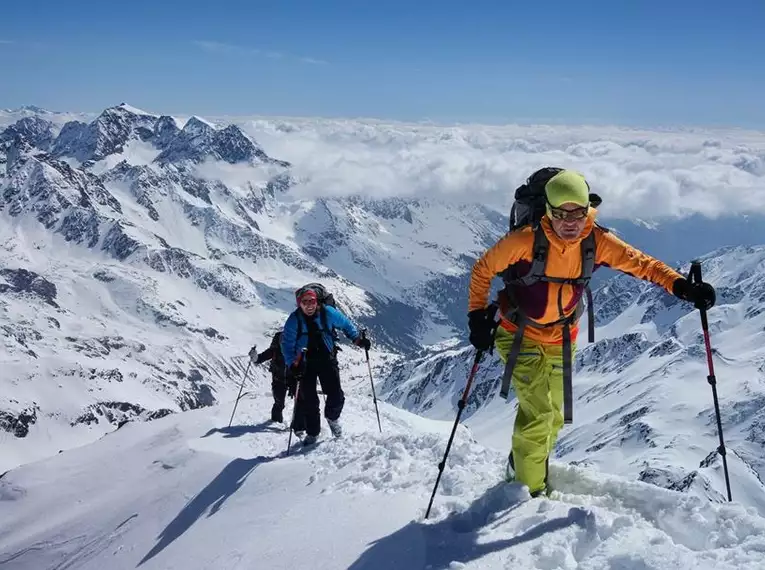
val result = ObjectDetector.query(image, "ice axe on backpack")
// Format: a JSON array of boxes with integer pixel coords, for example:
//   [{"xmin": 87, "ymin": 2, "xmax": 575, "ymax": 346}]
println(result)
[{"xmin": 689, "ymin": 260, "xmax": 732, "ymax": 502}]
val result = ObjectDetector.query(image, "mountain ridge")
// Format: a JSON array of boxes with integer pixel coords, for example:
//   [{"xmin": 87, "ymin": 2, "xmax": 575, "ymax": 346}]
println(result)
[{"xmin": 1, "ymin": 105, "xmax": 763, "ymax": 514}]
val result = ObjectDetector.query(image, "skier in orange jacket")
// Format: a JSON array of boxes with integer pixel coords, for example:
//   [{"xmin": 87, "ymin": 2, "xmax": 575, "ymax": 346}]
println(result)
[{"xmin": 467, "ymin": 168, "xmax": 716, "ymax": 497}]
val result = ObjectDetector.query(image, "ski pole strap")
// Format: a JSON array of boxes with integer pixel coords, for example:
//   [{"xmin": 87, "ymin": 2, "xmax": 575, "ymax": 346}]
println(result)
[
  {"xmin": 562, "ymin": 323, "xmax": 573, "ymax": 424},
  {"xmin": 500, "ymin": 319, "xmax": 527, "ymax": 399}
]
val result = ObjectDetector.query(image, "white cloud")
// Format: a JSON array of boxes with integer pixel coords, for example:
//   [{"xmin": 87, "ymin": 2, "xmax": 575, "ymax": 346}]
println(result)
[
  {"xmin": 192, "ymin": 40, "xmax": 327, "ymax": 65},
  {"xmin": 193, "ymin": 40, "xmax": 254, "ymax": 56},
  {"xmin": 299, "ymin": 57, "xmax": 328, "ymax": 65},
  {"xmin": 228, "ymin": 117, "xmax": 765, "ymax": 220},
  {"xmin": 193, "ymin": 159, "xmax": 281, "ymax": 192}
]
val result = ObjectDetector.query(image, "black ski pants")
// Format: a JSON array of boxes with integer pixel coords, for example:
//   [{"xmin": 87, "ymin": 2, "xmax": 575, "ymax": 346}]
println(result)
[
  {"xmin": 292, "ymin": 358, "xmax": 345, "ymax": 437},
  {"xmin": 271, "ymin": 375, "xmax": 287, "ymax": 422}
]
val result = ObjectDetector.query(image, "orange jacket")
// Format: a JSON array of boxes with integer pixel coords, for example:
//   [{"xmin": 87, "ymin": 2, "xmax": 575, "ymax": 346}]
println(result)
[{"xmin": 468, "ymin": 209, "xmax": 683, "ymax": 345}]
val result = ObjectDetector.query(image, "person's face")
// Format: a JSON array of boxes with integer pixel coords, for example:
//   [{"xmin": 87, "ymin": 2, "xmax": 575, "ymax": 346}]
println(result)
[
  {"xmin": 299, "ymin": 296, "xmax": 318, "ymax": 316},
  {"xmin": 549, "ymin": 202, "xmax": 589, "ymax": 240}
]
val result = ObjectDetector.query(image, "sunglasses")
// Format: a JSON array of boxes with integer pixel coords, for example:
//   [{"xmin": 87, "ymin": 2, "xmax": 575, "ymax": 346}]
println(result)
[{"xmin": 548, "ymin": 204, "xmax": 589, "ymax": 221}]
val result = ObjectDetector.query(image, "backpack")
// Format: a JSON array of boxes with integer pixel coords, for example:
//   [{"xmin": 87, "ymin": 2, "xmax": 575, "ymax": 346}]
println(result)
[
  {"xmin": 508, "ymin": 166, "xmax": 602, "ymax": 232},
  {"xmin": 295, "ymin": 282, "xmax": 336, "ymax": 310},
  {"xmin": 500, "ymin": 166, "xmax": 603, "ymax": 295},
  {"xmin": 268, "ymin": 331, "xmax": 285, "ymax": 375},
  {"xmin": 294, "ymin": 282, "xmax": 340, "ymax": 343},
  {"xmin": 496, "ymin": 167, "xmax": 605, "ymax": 424}
]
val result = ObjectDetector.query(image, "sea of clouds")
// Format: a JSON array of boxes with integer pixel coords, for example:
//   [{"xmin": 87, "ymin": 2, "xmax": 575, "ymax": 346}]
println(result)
[
  {"xmin": 4, "ymin": 105, "xmax": 764, "ymax": 222},
  {"xmin": 219, "ymin": 116, "xmax": 765, "ymax": 221}
]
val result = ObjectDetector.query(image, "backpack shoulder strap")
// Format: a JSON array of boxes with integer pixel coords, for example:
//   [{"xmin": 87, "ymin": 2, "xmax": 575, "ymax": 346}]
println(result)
[
  {"xmin": 521, "ymin": 227, "xmax": 549, "ymax": 286},
  {"xmin": 580, "ymin": 231, "xmax": 596, "ymax": 281},
  {"xmin": 320, "ymin": 305, "xmax": 337, "ymax": 336},
  {"xmin": 580, "ymin": 230, "xmax": 597, "ymax": 343},
  {"xmin": 295, "ymin": 311, "xmax": 304, "ymax": 339},
  {"xmin": 501, "ymin": 226, "xmax": 549, "ymax": 287}
]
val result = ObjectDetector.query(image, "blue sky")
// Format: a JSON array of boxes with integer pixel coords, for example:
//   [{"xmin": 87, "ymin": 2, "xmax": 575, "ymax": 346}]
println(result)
[{"xmin": 2, "ymin": 0, "xmax": 764, "ymax": 128}]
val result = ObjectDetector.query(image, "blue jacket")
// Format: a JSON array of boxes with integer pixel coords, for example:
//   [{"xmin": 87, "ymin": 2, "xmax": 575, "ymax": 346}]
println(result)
[{"xmin": 281, "ymin": 305, "xmax": 361, "ymax": 366}]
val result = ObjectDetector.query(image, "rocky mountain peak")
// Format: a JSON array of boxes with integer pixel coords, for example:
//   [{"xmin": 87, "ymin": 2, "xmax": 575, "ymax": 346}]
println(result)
[
  {"xmin": 0, "ymin": 116, "xmax": 55, "ymax": 151},
  {"xmin": 155, "ymin": 118, "xmax": 287, "ymax": 166},
  {"xmin": 50, "ymin": 104, "xmax": 158, "ymax": 163}
]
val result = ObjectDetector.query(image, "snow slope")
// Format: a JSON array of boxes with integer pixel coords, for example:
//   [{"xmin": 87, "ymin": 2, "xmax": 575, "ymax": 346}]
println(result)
[
  {"xmin": 379, "ymin": 245, "xmax": 765, "ymax": 515},
  {"xmin": 2, "ymin": 378, "xmax": 764, "ymax": 570}
]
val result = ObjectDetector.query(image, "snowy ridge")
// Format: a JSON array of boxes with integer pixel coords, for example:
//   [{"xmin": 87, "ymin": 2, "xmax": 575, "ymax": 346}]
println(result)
[
  {"xmin": 1, "ymin": 385, "xmax": 764, "ymax": 570},
  {"xmin": 0, "ymin": 106, "xmax": 95, "ymax": 132}
]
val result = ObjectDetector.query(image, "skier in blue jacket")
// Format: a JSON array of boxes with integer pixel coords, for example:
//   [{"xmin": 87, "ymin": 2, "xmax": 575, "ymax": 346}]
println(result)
[{"xmin": 281, "ymin": 285, "xmax": 371, "ymax": 445}]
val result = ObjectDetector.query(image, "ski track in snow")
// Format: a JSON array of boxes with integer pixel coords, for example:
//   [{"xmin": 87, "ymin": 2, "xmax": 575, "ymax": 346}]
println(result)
[{"xmin": 2, "ymin": 384, "xmax": 764, "ymax": 570}]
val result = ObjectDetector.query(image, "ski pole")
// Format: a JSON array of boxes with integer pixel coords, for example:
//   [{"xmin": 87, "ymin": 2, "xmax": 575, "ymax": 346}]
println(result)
[
  {"xmin": 286, "ymin": 379, "xmax": 301, "ymax": 456},
  {"xmin": 228, "ymin": 355, "xmax": 254, "ymax": 428},
  {"xmin": 689, "ymin": 260, "xmax": 732, "ymax": 502},
  {"xmin": 425, "ymin": 349, "xmax": 484, "ymax": 519},
  {"xmin": 361, "ymin": 329, "xmax": 382, "ymax": 433},
  {"xmin": 286, "ymin": 349, "xmax": 307, "ymax": 456}
]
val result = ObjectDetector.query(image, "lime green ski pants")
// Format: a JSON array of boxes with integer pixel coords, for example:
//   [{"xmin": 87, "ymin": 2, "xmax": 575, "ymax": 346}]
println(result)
[{"xmin": 494, "ymin": 326, "xmax": 574, "ymax": 495}]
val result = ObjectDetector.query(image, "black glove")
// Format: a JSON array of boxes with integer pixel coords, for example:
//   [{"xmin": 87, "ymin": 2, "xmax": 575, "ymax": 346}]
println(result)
[
  {"xmin": 468, "ymin": 306, "xmax": 497, "ymax": 351},
  {"xmin": 355, "ymin": 336, "xmax": 371, "ymax": 351},
  {"xmin": 248, "ymin": 345, "xmax": 259, "ymax": 362},
  {"xmin": 286, "ymin": 368, "xmax": 300, "ymax": 398},
  {"xmin": 673, "ymin": 278, "xmax": 716, "ymax": 310}
]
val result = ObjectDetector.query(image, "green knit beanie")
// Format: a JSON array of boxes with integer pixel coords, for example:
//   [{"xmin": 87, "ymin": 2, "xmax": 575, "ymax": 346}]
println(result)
[{"xmin": 544, "ymin": 170, "xmax": 590, "ymax": 208}]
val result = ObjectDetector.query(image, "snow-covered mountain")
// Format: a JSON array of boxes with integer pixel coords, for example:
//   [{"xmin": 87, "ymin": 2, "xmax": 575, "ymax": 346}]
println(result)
[
  {"xmin": 0, "ymin": 105, "xmax": 94, "ymax": 129},
  {"xmin": 1, "ymin": 103, "xmax": 764, "ymax": 522},
  {"xmin": 0, "ymin": 104, "xmax": 507, "ymax": 472}
]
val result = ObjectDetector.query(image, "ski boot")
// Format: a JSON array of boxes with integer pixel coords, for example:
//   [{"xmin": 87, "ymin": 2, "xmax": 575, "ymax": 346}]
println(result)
[
  {"xmin": 327, "ymin": 418, "xmax": 343, "ymax": 438},
  {"xmin": 504, "ymin": 451, "xmax": 515, "ymax": 482}
]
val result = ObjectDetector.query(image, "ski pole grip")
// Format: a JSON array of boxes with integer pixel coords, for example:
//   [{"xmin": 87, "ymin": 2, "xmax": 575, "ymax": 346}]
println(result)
[
  {"xmin": 689, "ymin": 260, "xmax": 703, "ymax": 284},
  {"xmin": 360, "ymin": 329, "xmax": 370, "ymax": 357},
  {"xmin": 488, "ymin": 302, "xmax": 500, "ymax": 322}
]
